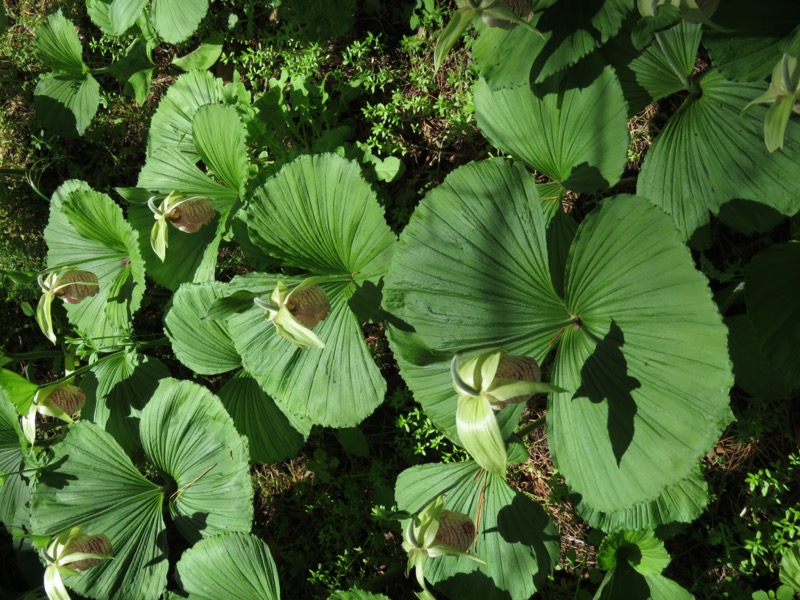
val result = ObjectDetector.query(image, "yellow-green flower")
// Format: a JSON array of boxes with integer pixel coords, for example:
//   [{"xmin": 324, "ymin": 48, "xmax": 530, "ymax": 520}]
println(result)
[{"xmin": 254, "ymin": 279, "xmax": 331, "ymax": 350}]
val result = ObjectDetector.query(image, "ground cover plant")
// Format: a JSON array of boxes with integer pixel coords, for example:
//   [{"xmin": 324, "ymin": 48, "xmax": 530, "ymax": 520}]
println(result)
[{"xmin": 0, "ymin": 0, "xmax": 799, "ymax": 598}]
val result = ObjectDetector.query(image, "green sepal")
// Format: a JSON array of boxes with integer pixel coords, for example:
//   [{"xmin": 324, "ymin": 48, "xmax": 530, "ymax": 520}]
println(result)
[
  {"xmin": 480, "ymin": 6, "xmax": 543, "ymax": 37},
  {"xmin": 150, "ymin": 217, "xmax": 168, "ymax": 262},
  {"xmin": 455, "ymin": 394, "xmax": 507, "ymax": 476},
  {"xmin": 764, "ymin": 93, "xmax": 797, "ymax": 152},
  {"xmin": 36, "ymin": 292, "xmax": 57, "ymax": 345}
]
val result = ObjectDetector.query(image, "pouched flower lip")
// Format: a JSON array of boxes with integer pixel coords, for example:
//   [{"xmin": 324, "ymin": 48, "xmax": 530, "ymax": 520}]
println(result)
[
  {"xmin": 35, "ymin": 267, "xmax": 100, "ymax": 344},
  {"xmin": 254, "ymin": 278, "xmax": 332, "ymax": 350},
  {"xmin": 147, "ymin": 191, "xmax": 216, "ymax": 261}
]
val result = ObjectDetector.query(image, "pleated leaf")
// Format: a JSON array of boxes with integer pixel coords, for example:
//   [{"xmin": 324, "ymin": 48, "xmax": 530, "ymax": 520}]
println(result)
[
  {"xmin": 637, "ymin": 69, "xmax": 800, "ymax": 241},
  {"xmin": 395, "ymin": 461, "xmax": 560, "ymax": 600},
  {"xmin": 536, "ymin": 0, "xmax": 633, "ymax": 81},
  {"xmin": 574, "ymin": 469, "xmax": 709, "ymax": 532},
  {"xmin": 384, "ymin": 160, "xmax": 733, "ymax": 518},
  {"xmin": 34, "ymin": 73, "xmax": 99, "ymax": 139},
  {"xmin": 80, "ymin": 352, "xmax": 170, "ymax": 457},
  {"xmin": 726, "ymin": 314, "xmax": 791, "ymax": 400},
  {"xmin": 30, "ymin": 422, "xmax": 168, "ymax": 600},
  {"xmin": 108, "ymin": 0, "xmax": 148, "ymax": 36},
  {"xmin": 227, "ymin": 274, "xmax": 386, "ymax": 427},
  {"xmin": 383, "ymin": 160, "xmax": 568, "ymax": 441},
  {"xmin": 244, "ymin": 153, "xmax": 396, "ymax": 280},
  {"xmin": 551, "ymin": 194, "xmax": 732, "ymax": 514},
  {"xmin": 45, "ymin": 182, "xmax": 145, "ymax": 349},
  {"xmin": 192, "ymin": 104, "xmax": 249, "ymax": 198},
  {"xmin": 150, "ymin": 0, "xmax": 208, "ymax": 44},
  {"xmin": 474, "ymin": 63, "xmax": 629, "ymax": 193},
  {"xmin": 745, "ymin": 242, "xmax": 800, "ymax": 391},
  {"xmin": 165, "ymin": 282, "xmax": 241, "ymax": 375},
  {"xmin": 0, "ymin": 389, "xmax": 29, "ymax": 530},
  {"xmin": 601, "ymin": 19, "xmax": 701, "ymax": 115},
  {"xmin": 174, "ymin": 533, "xmax": 280, "ymax": 599},
  {"xmin": 140, "ymin": 378, "xmax": 253, "ymax": 543},
  {"xmin": 217, "ymin": 372, "xmax": 309, "ymax": 464},
  {"xmin": 329, "ymin": 591, "xmax": 390, "ymax": 600},
  {"xmin": 36, "ymin": 10, "xmax": 85, "ymax": 75},
  {"xmin": 147, "ymin": 70, "xmax": 222, "ymax": 157}
]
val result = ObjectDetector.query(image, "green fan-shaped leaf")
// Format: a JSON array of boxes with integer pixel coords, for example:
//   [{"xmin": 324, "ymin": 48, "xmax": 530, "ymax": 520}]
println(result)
[
  {"xmin": 45, "ymin": 183, "xmax": 145, "ymax": 348},
  {"xmin": 531, "ymin": 0, "xmax": 633, "ymax": 82},
  {"xmin": 34, "ymin": 73, "xmax": 99, "ymax": 139},
  {"xmin": 0, "ymin": 368, "xmax": 39, "ymax": 413},
  {"xmin": 132, "ymin": 144, "xmax": 239, "ymax": 290},
  {"xmin": 80, "ymin": 352, "xmax": 170, "ymax": 457},
  {"xmin": 108, "ymin": 38, "xmax": 154, "ymax": 105},
  {"xmin": 574, "ymin": 470, "xmax": 708, "ymax": 533},
  {"xmin": 232, "ymin": 154, "xmax": 396, "ymax": 427},
  {"xmin": 781, "ymin": 545, "xmax": 800, "ymax": 592},
  {"xmin": 745, "ymin": 242, "xmax": 800, "ymax": 391},
  {"xmin": 0, "ymin": 389, "xmax": 29, "ymax": 530},
  {"xmin": 474, "ymin": 62, "xmax": 629, "ymax": 193},
  {"xmin": 384, "ymin": 160, "xmax": 732, "ymax": 518},
  {"xmin": 147, "ymin": 70, "xmax": 222, "ymax": 157},
  {"xmin": 36, "ymin": 9, "xmax": 85, "ymax": 75},
  {"xmin": 30, "ymin": 422, "xmax": 168, "ymax": 600},
  {"xmin": 165, "ymin": 282, "xmax": 241, "ymax": 375},
  {"xmin": 172, "ymin": 33, "xmax": 224, "ymax": 72},
  {"xmin": 227, "ymin": 275, "xmax": 386, "ymax": 427},
  {"xmin": 552, "ymin": 194, "xmax": 732, "ymax": 514},
  {"xmin": 192, "ymin": 104, "xmax": 249, "ymax": 197},
  {"xmin": 595, "ymin": 530, "xmax": 692, "ymax": 600},
  {"xmin": 726, "ymin": 315, "xmax": 791, "ymax": 400},
  {"xmin": 705, "ymin": 33, "xmax": 796, "ymax": 83},
  {"xmin": 150, "ymin": 0, "xmax": 208, "ymax": 44},
  {"xmin": 86, "ymin": 0, "xmax": 114, "ymax": 33},
  {"xmin": 601, "ymin": 19, "xmax": 701, "ymax": 115},
  {"xmin": 108, "ymin": 0, "xmax": 148, "ymax": 36},
  {"xmin": 140, "ymin": 378, "xmax": 253, "ymax": 543},
  {"xmin": 244, "ymin": 154, "xmax": 396, "ymax": 279},
  {"xmin": 637, "ymin": 69, "xmax": 800, "ymax": 242},
  {"xmin": 174, "ymin": 533, "xmax": 280, "ymax": 599},
  {"xmin": 217, "ymin": 372, "xmax": 309, "ymax": 464},
  {"xmin": 396, "ymin": 461, "xmax": 559, "ymax": 600}
]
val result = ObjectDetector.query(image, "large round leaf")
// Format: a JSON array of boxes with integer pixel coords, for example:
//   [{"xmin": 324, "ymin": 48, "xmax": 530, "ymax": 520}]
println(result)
[
  {"xmin": 140, "ymin": 378, "xmax": 253, "ymax": 543},
  {"xmin": 151, "ymin": 0, "xmax": 208, "ymax": 44},
  {"xmin": 473, "ymin": 0, "xmax": 633, "ymax": 84},
  {"xmin": 45, "ymin": 182, "xmax": 145, "ymax": 349},
  {"xmin": 601, "ymin": 19, "xmax": 701, "ymax": 115},
  {"xmin": 745, "ymin": 242, "xmax": 800, "ymax": 391},
  {"xmin": 0, "ymin": 389, "xmax": 29, "ymax": 531},
  {"xmin": 34, "ymin": 73, "xmax": 99, "ymax": 139},
  {"xmin": 552, "ymin": 194, "xmax": 732, "ymax": 514},
  {"xmin": 637, "ymin": 69, "xmax": 800, "ymax": 241},
  {"xmin": 147, "ymin": 70, "xmax": 222, "ymax": 157},
  {"xmin": 35, "ymin": 9, "xmax": 85, "ymax": 75},
  {"xmin": 217, "ymin": 372, "xmax": 309, "ymax": 464},
  {"xmin": 474, "ymin": 63, "xmax": 629, "ymax": 193},
  {"xmin": 165, "ymin": 282, "xmax": 241, "ymax": 375},
  {"xmin": 226, "ymin": 274, "xmax": 387, "ymax": 427},
  {"xmin": 395, "ymin": 461, "xmax": 559, "ymax": 600},
  {"xmin": 30, "ymin": 422, "xmax": 168, "ymax": 600},
  {"xmin": 80, "ymin": 352, "xmax": 170, "ymax": 457},
  {"xmin": 725, "ymin": 314, "xmax": 791, "ymax": 400},
  {"xmin": 244, "ymin": 153, "xmax": 396, "ymax": 279},
  {"xmin": 233, "ymin": 154, "xmax": 396, "ymax": 427},
  {"xmin": 173, "ymin": 533, "xmax": 280, "ymax": 599},
  {"xmin": 384, "ymin": 160, "xmax": 732, "ymax": 517}
]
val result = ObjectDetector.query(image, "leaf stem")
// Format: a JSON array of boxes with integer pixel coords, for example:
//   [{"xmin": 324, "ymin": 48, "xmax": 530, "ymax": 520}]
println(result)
[{"xmin": 516, "ymin": 416, "xmax": 546, "ymax": 438}]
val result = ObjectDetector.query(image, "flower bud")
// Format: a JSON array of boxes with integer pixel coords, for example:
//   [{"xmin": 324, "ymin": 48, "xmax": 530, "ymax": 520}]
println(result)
[
  {"xmin": 64, "ymin": 534, "xmax": 112, "ymax": 571},
  {"xmin": 55, "ymin": 270, "xmax": 99, "ymax": 304},
  {"xmin": 166, "ymin": 198, "xmax": 215, "ymax": 233}
]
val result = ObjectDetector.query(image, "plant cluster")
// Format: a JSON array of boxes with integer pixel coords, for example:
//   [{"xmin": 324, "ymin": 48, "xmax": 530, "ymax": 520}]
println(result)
[{"xmin": 0, "ymin": 0, "xmax": 799, "ymax": 599}]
